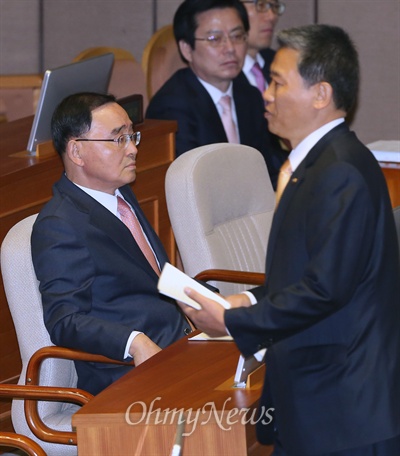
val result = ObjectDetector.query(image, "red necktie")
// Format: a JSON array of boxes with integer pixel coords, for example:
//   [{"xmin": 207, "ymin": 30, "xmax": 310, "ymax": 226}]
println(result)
[
  {"xmin": 251, "ymin": 62, "xmax": 266, "ymax": 94},
  {"xmin": 219, "ymin": 95, "xmax": 239, "ymax": 144},
  {"xmin": 275, "ymin": 160, "xmax": 292, "ymax": 207},
  {"xmin": 117, "ymin": 196, "xmax": 160, "ymax": 275}
]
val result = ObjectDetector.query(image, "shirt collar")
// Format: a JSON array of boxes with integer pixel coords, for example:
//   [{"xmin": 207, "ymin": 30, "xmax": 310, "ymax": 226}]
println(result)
[
  {"xmin": 74, "ymin": 183, "xmax": 125, "ymax": 217},
  {"xmin": 243, "ymin": 53, "xmax": 265, "ymax": 75},
  {"xmin": 289, "ymin": 118, "xmax": 345, "ymax": 172},
  {"xmin": 197, "ymin": 76, "xmax": 234, "ymax": 104}
]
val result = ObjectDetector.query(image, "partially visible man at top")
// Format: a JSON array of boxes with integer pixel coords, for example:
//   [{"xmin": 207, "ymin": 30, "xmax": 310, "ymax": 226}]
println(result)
[
  {"xmin": 240, "ymin": 0, "xmax": 286, "ymax": 93},
  {"xmin": 31, "ymin": 92, "xmax": 192, "ymax": 395},
  {"xmin": 146, "ymin": 0, "xmax": 286, "ymax": 189}
]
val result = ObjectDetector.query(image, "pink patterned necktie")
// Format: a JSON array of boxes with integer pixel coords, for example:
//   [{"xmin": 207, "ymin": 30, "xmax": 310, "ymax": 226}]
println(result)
[
  {"xmin": 275, "ymin": 159, "xmax": 292, "ymax": 208},
  {"xmin": 251, "ymin": 62, "xmax": 266, "ymax": 94},
  {"xmin": 219, "ymin": 95, "xmax": 239, "ymax": 144},
  {"xmin": 117, "ymin": 196, "xmax": 160, "ymax": 275}
]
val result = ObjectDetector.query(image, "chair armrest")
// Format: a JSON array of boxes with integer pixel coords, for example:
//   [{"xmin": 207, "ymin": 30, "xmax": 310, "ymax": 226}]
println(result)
[
  {"xmin": 0, "ymin": 382, "xmax": 91, "ymax": 446},
  {"xmin": 194, "ymin": 269, "xmax": 265, "ymax": 286},
  {"xmin": 2, "ymin": 346, "xmax": 134, "ymax": 446},
  {"xmin": 0, "ymin": 431, "xmax": 46, "ymax": 456}
]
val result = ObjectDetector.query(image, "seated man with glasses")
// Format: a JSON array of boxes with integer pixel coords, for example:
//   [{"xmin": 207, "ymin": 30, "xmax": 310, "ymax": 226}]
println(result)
[
  {"xmin": 31, "ymin": 92, "xmax": 193, "ymax": 395},
  {"xmin": 146, "ymin": 0, "xmax": 286, "ymax": 189},
  {"xmin": 239, "ymin": 1, "xmax": 285, "ymax": 94}
]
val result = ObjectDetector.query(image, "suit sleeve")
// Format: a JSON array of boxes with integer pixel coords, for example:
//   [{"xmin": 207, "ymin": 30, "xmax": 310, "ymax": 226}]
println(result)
[
  {"xmin": 226, "ymin": 161, "xmax": 376, "ymax": 356},
  {"xmin": 31, "ymin": 215, "xmax": 133, "ymax": 361}
]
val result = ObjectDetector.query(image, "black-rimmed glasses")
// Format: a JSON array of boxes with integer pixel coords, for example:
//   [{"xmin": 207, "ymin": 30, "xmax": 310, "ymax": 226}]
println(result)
[
  {"xmin": 75, "ymin": 132, "xmax": 141, "ymax": 149},
  {"xmin": 241, "ymin": 0, "xmax": 286, "ymax": 15}
]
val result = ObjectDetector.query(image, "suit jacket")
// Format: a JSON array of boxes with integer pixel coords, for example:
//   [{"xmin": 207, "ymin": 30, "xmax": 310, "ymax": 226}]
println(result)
[
  {"xmin": 31, "ymin": 174, "xmax": 190, "ymax": 395},
  {"xmin": 145, "ymin": 67, "xmax": 285, "ymax": 188},
  {"xmin": 260, "ymin": 48, "xmax": 275, "ymax": 82},
  {"xmin": 225, "ymin": 124, "xmax": 400, "ymax": 454}
]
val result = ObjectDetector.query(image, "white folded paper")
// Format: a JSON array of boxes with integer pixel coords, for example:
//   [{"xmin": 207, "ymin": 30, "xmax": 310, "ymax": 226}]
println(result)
[
  {"xmin": 157, "ymin": 263, "xmax": 231, "ymax": 310},
  {"xmin": 189, "ymin": 332, "xmax": 233, "ymax": 341}
]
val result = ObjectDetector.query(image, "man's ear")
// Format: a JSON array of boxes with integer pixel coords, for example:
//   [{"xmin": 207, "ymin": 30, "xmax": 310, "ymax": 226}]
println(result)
[
  {"xmin": 178, "ymin": 40, "xmax": 193, "ymax": 63},
  {"xmin": 313, "ymin": 82, "xmax": 333, "ymax": 109},
  {"xmin": 66, "ymin": 140, "xmax": 84, "ymax": 166}
]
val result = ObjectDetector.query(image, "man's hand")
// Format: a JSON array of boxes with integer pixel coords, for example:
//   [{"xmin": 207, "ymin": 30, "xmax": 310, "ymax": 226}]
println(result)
[
  {"xmin": 177, "ymin": 288, "xmax": 228, "ymax": 337},
  {"xmin": 225, "ymin": 293, "xmax": 252, "ymax": 309},
  {"xmin": 129, "ymin": 333, "xmax": 162, "ymax": 366}
]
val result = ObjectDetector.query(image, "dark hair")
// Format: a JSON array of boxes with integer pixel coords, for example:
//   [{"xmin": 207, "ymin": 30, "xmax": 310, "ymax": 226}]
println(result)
[
  {"xmin": 51, "ymin": 92, "xmax": 116, "ymax": 156},
  {"xmin": 173, "ymin": 0, "xmax": 249, "ymax": 63},
  {"xmin": 277, "ymin": 24, "xmax": 359, "ymax": 113}
]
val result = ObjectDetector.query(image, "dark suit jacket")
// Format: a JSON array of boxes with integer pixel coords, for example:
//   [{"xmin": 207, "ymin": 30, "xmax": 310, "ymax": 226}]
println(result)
[
  {"xmin": 225, "ymin": 124, "xmax": 400, "ymax": 454},
  {"xmin": 260, "ymin": 48, "xmax": 275, "ymax": 82},
  {"xmin": 145, "ymin": 67, "xmax": 285, "ymax": 188},
  {"xmin": 31, "ymin": 174, "xmax": 190, "ymax": 395}
]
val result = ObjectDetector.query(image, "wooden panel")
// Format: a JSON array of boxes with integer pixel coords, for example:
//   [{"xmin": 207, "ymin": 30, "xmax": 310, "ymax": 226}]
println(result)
[
  {"xmin": 0, "ymin": 116, "xmax": 177, "ymax": 435},
  {"xmin": 73, "ymin": 336, "xmax": 273, "ymax": 455},
  {"xmin": 381, "ymin": 166, "xmax": 400, "ymax": 209}
]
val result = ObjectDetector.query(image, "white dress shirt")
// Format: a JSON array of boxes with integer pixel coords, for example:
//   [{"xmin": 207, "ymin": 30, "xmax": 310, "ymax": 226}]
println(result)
[
  {"xmin": 197, "ymin": 77, "xmax": 241, "ymax": 142},
  {"xmin": 242, "ymin": 53, "xmax": 267, "ymax": 89}
]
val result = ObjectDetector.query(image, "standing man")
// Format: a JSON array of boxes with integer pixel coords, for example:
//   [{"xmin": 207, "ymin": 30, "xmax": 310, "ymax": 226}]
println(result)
[
  {"xmin": 178, "ymin": 25, "xmax": 400, "ymax": 455},
  {"xmin": 32, "ymin": 92, "xmax": 192, "ymax": 395},
  {"xmin": 146, "ymin": 0, "xmax": 285, "ymax": 189},
  {"xmin": 240, "ymin": 0, "xmax": 286, "ymax": 93}
]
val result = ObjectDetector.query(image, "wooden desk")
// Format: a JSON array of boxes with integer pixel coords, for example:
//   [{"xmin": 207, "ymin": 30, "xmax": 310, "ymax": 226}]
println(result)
[
  {"xmin": 73, "ymin": 336, "xmax": 272, "ymax": 456},
  {"xmin": 380, "ymin": 165, "xmax": 400, "ymax": 208},
  {"xmin": 0, "ymin": 117, "xmax": 177, "ymax": 432}
]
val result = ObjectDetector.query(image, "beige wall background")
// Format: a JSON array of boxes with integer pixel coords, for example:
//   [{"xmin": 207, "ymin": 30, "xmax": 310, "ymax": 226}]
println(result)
[{"xmin": 0, "ymin": 0, "xmax": 399, "ymax": 143}]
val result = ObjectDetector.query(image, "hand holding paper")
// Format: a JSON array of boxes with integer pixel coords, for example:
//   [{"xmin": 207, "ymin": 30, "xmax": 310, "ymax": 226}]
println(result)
[
  {"xmin": 157, "ymin": 263, "xmax": 231, "ymax": 310},
  {"xmin": 158, "ymin": 263, "xmax": 230, "ymax": 337}
]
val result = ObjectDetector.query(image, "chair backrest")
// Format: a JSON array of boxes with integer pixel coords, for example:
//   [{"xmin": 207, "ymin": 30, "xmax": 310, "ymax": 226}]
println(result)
[
  {"xmin": 141, "ymin": 24, "xmax": 187, "ymax": 100},
  {"xmin": 73, "ymin": 46, "xmax": 148, "ymax": 111},
  {"xmin": 165, "ymin": 143, "xmax": 275, "ymax": 295},
  {"xmin": 1, "ymin": 214, "xmax": 78, "ymax": 456}
]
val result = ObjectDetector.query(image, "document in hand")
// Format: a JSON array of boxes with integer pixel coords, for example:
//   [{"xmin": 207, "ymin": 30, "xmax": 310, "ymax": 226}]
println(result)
[{"xmin": 157, "ymin": 263, "xmax": 231, "ymax": 310}]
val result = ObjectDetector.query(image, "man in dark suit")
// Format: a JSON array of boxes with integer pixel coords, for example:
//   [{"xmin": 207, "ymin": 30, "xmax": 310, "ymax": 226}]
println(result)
[
  {"xmin": 146, "ymin": 0, "xmax": 285, "ymax": 188},
  {"xmin": 178, "ymin": 25, "xmax": 400, "ymax": 455},
  {"xmin": 239, "ymin": 0, "xmax": 286, "ymax": 90},
  {"xmin": 31, "ymin": 92, "xmax": 192, "ymax": 395}
]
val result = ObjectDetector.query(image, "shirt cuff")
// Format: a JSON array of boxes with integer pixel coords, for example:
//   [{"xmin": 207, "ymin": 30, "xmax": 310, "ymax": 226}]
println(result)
[
  {"xmin": 242, "ymin": 291, "xmax": 257, "ymax": 305},
  {"xmin": 124, "ymin": 331, "xmax": 143, "ymax": 358}
]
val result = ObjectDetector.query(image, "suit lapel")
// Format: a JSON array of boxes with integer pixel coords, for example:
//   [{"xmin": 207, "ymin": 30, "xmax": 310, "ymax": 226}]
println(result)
[
  {"xmin": 265, "ymin": 124, "xmax": 350, "ymax": 274},
  {"xmin": 232, "ymin": 77, "xmax": 258, "ymax": 144},
  {"xmin": 119, "ymin": 186, "xmax": 169, "ymax": 269},
  {"xmin": 57, "ymin": 176, "xmax": 164, "ymax": 277},
  {"xmin": 185, "ymin": 69, "xmax": 227, "ymax": 141}
]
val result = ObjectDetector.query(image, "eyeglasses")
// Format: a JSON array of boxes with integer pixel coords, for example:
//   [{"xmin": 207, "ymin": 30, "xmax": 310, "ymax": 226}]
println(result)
[
  {"xmin": 194, "ymin": 30, "xmax": 248, "ymax": 48},
  {"xmin": 75, "ymin": 132, "xmax": 141, "ymax": 149},
  {"xmin": 241, "ymin": 0, "xmax": 286, "ymax": 15}
]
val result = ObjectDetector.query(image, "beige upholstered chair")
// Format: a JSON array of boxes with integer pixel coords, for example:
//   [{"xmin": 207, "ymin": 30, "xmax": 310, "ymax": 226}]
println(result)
[
  {"xmin": 0, "ymin": 214, "xmax": 131, "ymax": 455},
  {"xmin": 73, "ymin": 46, "xmax": 148, "ymax": 111},
  {"xmin": 165, "ymin": 143, "xmax": 274, "ymax": 296},
  {"xmin": 141, "ymin": 24, "xmax": 187, "ymax": 100}
]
